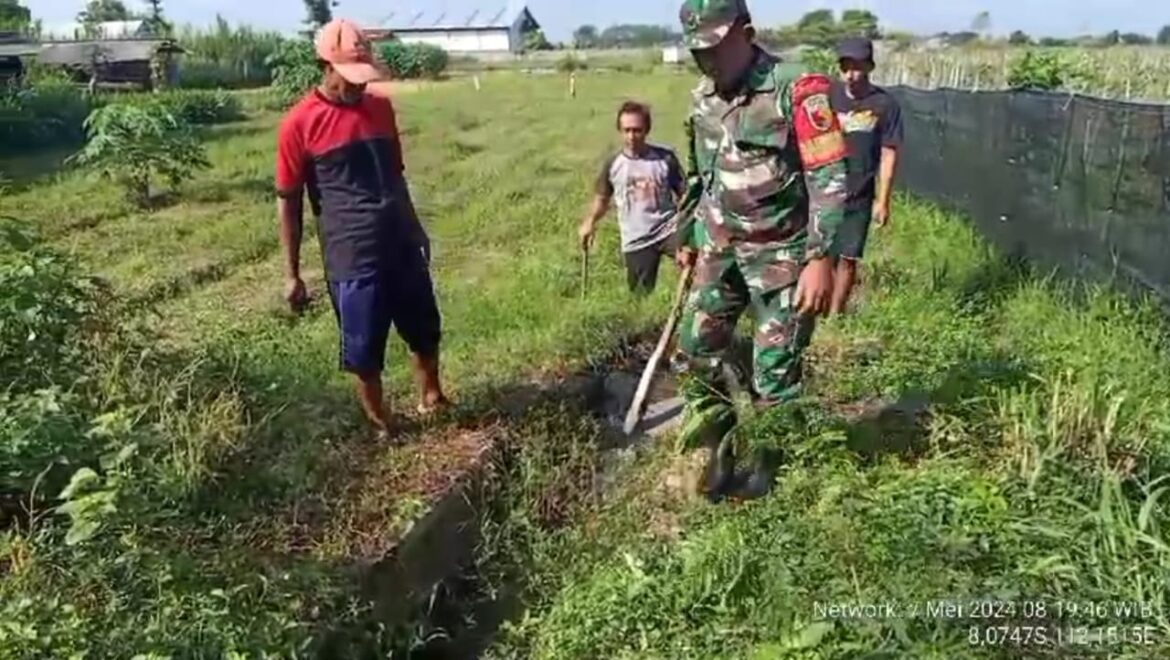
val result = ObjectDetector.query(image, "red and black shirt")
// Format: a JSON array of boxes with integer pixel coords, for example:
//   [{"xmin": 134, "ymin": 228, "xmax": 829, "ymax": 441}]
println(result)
[{"xmin": 276, "ymin": 89, "xmax": 426, "ymax": 281}]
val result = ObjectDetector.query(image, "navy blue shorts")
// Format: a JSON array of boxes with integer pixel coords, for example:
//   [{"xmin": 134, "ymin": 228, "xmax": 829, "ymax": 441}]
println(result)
[{"xmin": 326, "ymin": 248, "xmax": 441, "ymax": 374}]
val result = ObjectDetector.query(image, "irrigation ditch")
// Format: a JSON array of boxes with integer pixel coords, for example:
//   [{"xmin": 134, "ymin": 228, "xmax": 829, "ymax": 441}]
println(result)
[{"xmin": 313, "ymin": 318, "xmax": 934, "ymax": 658}]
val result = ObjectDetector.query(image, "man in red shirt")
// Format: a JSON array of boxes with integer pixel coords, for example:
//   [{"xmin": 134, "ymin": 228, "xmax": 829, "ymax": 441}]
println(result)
[{"xmin": 275, "ymin": 18, "xmax": 449, "ymax": 441}]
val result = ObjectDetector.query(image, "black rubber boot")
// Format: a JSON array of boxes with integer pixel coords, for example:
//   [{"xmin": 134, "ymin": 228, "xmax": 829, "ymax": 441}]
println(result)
[
  {"xmin": 727, "ymin": 446, "xmax": 784, "ymax": 501},
  {"xmin": 677, "ymin": 401, "xmax": 738, "ymax": 503},
  {"xmin": 701, "ymin": 431, "xmax": 737, "ymax": 503}
]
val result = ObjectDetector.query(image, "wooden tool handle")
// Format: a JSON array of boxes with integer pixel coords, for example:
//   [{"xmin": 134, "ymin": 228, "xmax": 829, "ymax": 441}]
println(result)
[{"xmin": 622, "ymin": 260, "xmax": 695, "ymax": 435}]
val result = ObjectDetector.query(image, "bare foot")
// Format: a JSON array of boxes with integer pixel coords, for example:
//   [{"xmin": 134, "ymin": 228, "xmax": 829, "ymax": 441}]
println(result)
[
  {"xmin": 370, "ymin": 413, "xmax": 410, "ymax": 444},
  {"xmin": 416, "ymin": 394, "xmax": 452, "ymax": 416}
]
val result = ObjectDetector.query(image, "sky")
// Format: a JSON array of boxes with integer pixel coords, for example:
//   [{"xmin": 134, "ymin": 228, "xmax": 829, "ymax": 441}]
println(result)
[{"xmin": 28, "ymin": 0, "xmax": 1170, "ymax": 42}]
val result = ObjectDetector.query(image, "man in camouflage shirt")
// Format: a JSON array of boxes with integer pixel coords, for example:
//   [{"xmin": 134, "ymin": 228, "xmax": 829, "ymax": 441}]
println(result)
[{"xmin": 673, "ymin": 0, "xmax": 848, "ymax": 501}]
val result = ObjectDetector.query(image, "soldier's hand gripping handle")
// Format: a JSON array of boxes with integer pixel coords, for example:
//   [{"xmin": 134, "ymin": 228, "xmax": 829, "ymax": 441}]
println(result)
[{"xmin": 791, "ymin": 73, "xmax": 849, "ymax": 263}]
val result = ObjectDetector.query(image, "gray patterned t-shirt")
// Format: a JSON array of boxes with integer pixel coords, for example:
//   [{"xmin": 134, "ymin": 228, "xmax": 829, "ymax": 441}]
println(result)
[{"xmin": 595, "ymin": 144, "xmax": 685, "ymax": 253}]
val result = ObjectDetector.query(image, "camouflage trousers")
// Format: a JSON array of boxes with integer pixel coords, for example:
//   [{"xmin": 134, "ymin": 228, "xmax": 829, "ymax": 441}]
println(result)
[{"xmin": 677, "ymin": 237, "xmax": 816, "ymax": 410}]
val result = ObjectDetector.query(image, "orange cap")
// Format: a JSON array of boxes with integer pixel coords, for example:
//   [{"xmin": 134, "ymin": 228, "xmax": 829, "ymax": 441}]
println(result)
[{"xmin": 315, "ymin": 18, "xmax": 391, "ymax": 84}]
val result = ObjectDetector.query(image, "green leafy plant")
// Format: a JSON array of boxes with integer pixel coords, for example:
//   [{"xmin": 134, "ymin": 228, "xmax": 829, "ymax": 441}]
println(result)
[
  {"xmin": 1006, "ymin": 50, "xmax": 1069, "ymax": 90},
  {"xmin": 379, "ymin": 42, "xmax": 450, "ymax": 79},
  {"xmin": 149, "ymin": 89, "xmax": 244, "ymax": 124},
  {"xmin": 265, "ymin": 38, "xmax": 320, "ymax": 106},
  {"xmin": 800, "ymin": 46, "xmax": 837, "ymax": 75},
  {"xmin": 67, "ymin": 103, "xmax": 211, "ymax": 208},
  {"xmin": 0, "ymin": 72, "xmax": 92, "ymax": 152}
]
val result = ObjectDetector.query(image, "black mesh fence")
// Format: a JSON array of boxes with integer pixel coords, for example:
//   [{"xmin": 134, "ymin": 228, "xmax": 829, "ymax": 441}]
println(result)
[{"xmin": 885, "ymin": 85, "xmax": 1170, "ymax": 302}]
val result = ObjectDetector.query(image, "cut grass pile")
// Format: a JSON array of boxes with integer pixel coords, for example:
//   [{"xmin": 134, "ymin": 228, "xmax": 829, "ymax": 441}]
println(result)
[{"xmin": 2, "ymin": 67, "xmax": 1169, "ymax": 657}]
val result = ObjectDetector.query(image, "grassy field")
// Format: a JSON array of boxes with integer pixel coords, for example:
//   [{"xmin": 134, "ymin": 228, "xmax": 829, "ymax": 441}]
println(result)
[
  {"xmin": 3, "ymin": 67, "xmax": 1170, "ymax": 657},
  {"xmin": 0, "ymin": 70, "xmax": 697, "ymax": 656}
]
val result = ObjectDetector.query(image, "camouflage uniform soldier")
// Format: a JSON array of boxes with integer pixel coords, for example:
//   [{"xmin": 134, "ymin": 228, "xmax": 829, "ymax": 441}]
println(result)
[{"xmin": 673, "ymin": 0, "xmax": 848, "ymax": 501}]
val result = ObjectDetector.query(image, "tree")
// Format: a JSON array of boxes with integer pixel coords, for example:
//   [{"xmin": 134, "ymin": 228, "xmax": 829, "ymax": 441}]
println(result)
[
  {"xmin": 0, "ymin": 0, "xmax": 30, "ymax": 31},
  {"xmin": 573, "ymin": 24, "xmax": 598, "ymax": 48},
  {"xmin": 970, "ymin": 11, "xmax": 991, "ymax": 36},
  {"xmin": 68, "ymin": 103, "xmax": 211, "ymax": 208},
  {"xmin": 77, "ymin": 0, "xmax": 132, "ymax": 24},
  {"xmin": 1158, "ymin": 25, "xmax": 1170, "ymax": 45},
  {"xmin": 1119, "ymin": 32, "xmax": 1151, "ymax": 45},
  {"xmin": 839, "ymin": 9, "xmax": 879, "ymax": 39},
  {"xmin": 795, "ymin": 9, "xmax": 838, "ymax": 47},
  {"xmin": 523, "ymin": 29, "xmax": 552, "ymax": 52},
  {"xmin": 142, "ymin": 0, "xmax": 171, "ymax": 36},
  {"xmin": 797, "ymin": 9, "xmax": 835, "ymax": 31},
  {"xmin": 594, "ymin": 24, "xmax": 679, "ymax": 48},
  {"xmin": 302, "ymin": 0, "xmax": 332, "ymax": 35},
  {"xmin": 1101, "ymin": 30, "xmax": 1120, "ymax": 46},
  {"xmin": 1008, "ymin": 30, "xmax": 1031, "ymax": 45}
]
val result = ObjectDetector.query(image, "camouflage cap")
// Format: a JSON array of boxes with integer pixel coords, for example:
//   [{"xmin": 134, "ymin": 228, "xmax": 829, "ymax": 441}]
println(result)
[{"xmin": 679, "ymin": 0, "xmax": 751, "ymax": 50}]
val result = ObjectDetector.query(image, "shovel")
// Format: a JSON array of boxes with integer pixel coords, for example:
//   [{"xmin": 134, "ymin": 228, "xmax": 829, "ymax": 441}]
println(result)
[{"xmin": 623, "ymin": 259, "xmax": 695, "ymax": 435}]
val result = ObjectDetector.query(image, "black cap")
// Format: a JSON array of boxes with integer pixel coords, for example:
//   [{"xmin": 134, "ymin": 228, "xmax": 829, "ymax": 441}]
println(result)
[{"xmin": 837, "ymin": 37, "xmax": 874, "ymax": 62}]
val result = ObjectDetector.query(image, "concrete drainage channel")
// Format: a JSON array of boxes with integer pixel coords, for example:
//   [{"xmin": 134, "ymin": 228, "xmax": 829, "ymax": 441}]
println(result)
[{"xmin": 319, "ymin": 334, "xmax": 689, "ymax": 657}]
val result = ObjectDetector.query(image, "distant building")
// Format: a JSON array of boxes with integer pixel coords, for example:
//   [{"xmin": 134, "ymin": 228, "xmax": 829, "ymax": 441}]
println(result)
[
  {"xmin": 38, "ymin": 40, "xmax": 185, "ymax": 91},
  {"xmin": 0, "ymin": 32, "xmax": 38, "ymax": 82},
  {"xmin": 368, "ymin": 4, "xmax": 542, "ymax": 55},
  {"xmin": 662, "ymin": 45, "xmax": 685, "ymax": 65}
]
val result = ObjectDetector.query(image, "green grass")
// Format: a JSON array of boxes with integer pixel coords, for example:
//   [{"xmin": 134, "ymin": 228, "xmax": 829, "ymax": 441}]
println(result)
[
  {"xmin": 3, "ymin": 68, "xmax": 1170, "ymax": 657},
  {"xmin": 0, "ymin": 70, "xmax": 701, "ymax": 656},
  {"xmin": 480, "ymin": 196, "xmax": 1170, "ymax": 658}
]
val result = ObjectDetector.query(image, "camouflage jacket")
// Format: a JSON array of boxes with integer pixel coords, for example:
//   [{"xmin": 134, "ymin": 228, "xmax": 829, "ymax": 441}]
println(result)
[{"xmin": 680, "ymin": 48, "xmax": 848, "ymax": 261}]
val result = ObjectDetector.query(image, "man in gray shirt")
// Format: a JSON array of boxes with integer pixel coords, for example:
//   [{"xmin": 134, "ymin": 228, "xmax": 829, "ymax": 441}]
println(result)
[{"xmin": 579, "ymin": 101, "xmax": 686, "ymax": 294}]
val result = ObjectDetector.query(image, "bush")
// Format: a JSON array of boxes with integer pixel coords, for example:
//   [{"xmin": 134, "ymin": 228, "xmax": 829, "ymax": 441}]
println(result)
[
  {"xmin": 151, "ymin": 89, "xmax": 244, "ymax": 125},
  {"xmin": 265, "ymin": 39, "xmax": 320, "ymax": 106},
  {"xmin": 0, "ymin": 74, "xmax": 92, "ymax": 152},
  {"xmin": 0, "ymin": 219, "xmax": 114, "ymax": 493},
  {"xmin": 799, "ymin": 47, "xmax": 837, "ymax": 75},
  {"xmin": 379, "ymin": 42, "xmax": 449, "ymax": 79},
  {"xmin": 556, "ymin": 54, "xmax": 588, "ymax": 72},
  {"xmin": 1006, "ymin": 50, "xmax": 1068, "ymax": 90},
  {"xmin": 67, "ymin": 103, "xmax": 211, "ymax": 208}
]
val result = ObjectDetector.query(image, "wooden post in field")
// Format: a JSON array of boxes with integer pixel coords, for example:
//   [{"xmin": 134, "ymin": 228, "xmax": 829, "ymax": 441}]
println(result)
[
  {"xmin": 473, "ymin": 74, "xmax": 481, "ymax": 91},
  {"xmin": 569, "ymin": 72, "xmax": 577, "ymax": 98}
]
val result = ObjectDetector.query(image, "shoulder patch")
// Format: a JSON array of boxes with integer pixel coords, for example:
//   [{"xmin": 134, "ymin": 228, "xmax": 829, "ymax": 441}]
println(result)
[{"xmin": 790, "ymin": 74, "xmax": 847, "ymax": 169}]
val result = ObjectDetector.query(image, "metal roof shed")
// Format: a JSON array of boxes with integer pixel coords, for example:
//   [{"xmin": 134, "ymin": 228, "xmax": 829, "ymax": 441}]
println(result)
[
  {"xmin": 374, "ymin": 4, "xmax": 542, "ymax": 54},
  {"xmin": 38, "ymin": 40, "xmax": 185, "ymax": 90}
]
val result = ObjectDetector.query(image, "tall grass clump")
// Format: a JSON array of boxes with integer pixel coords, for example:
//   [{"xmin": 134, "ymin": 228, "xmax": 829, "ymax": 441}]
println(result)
[
  {"xmin": 175, "ymin": 17, "xmax": 284, "ymax": 89},
  {"xmin": 877, "ymin": 46, "xmax": 1170, "ymax": 100}
]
